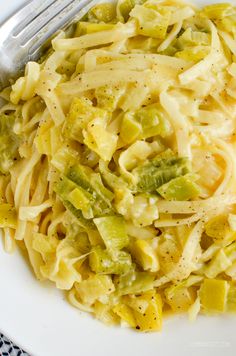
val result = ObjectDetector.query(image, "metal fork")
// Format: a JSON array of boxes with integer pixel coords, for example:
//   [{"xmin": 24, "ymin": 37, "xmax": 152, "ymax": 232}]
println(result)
[{"xmin": 0, "ymin": 0, "xmax": 99, "ymax": 90}]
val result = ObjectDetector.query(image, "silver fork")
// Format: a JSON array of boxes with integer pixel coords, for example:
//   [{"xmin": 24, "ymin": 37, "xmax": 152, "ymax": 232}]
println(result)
[{"xmin": 0, "ymin": 0, "xmax": 99, "ymax": 90}]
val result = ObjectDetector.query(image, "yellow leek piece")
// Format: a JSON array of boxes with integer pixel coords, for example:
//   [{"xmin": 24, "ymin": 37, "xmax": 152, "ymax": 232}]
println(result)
[
  {"xmin": 200, "ymin": 278, "xmax": 229, "ymax": 313},
  {"xmin": 51, "ymin": 146, "xmax": 78, "ymax": 173},
  {"xmin": 157, "ymin": 174, "xmax": 200, "ymax": 201},
  {"xmin": 123, "ymin": 294, "xmax": 149, "ymax": 314},
  {"xmin": 175, "ymin": 46, "xmax": 210, "ymax": 62},
  {"xmin": 89, "ymin": 246, "xmax": 132, "ymax": 274},
  {"xmin": 93, "ymin": 216, "xmax": 129, "ymax": 251},
  {"xmin": 177, "ymin": 28, "xmax": 210, "ymax": 48},
  {"xmin": 227, "ymin": 283, "xmax": 236, "ymax": 312},
  {"xmin": 94, "ymin": 301, "xmax": 119, "ymax": 325},
  {"xmin": 120, "ymin": 113, "xmax": 142, "ymax": 144},
  {"xmin": 133, "ymin": 291, "xmax": 162, "ymax": 331},
  {"xmin": 165, "ymin": 286, "xmax": 195, "ymax": 312},
  {"xmin": 95, "ymin": 85, "xmax": 126, "ymax": 111},
  {"xmin": 64, "ymin": 97, "xmax": 107, "ymax": 140},
  {"xmin": 32, "ymin": 232, "xmax": 58, "ymax": 254},
  {"xmin": 202, "ymin": 3, "xmax": 236, "ymax": 33},
  {"xmin": 67, "ymin": 187, "xmax": 91, "ymax": 211},
  {"xmin": 204, "ymin": 249, "xmax": 232, "ymax": 278},
  {"xmin": 202, "ymin": 3, "xmax": 233, "ymax": 19},
  {"xmin": 113, "ymin": 303, "xmax": 136, "ymax": 327},
  {"xmin": 0, "ymin": 204, "xmax": 17, "ymax": 229},
  {"xmin": 131, "ymin": 239, "xmax": 159, "ymax": 272},
  {"xmin": 88, "ymin": 3, "xmax": 116, "ymax": 23},
  {"xmin": 117, "ymin": 0, "xmax": 137, "ymax": 22},
  {"xmin": 228, "ymin": 214, "xmax": 236, "ymax": 232},
  {"xmin": 83, "ymin": 119, "xmax": 118, "ymax": 162},
  {"xmin": 130, "ymin": 5, "xmax": 171, "ymax": 39},
  {"xmin": 205, "ymin": 215, "xmax": 236, "ymax": 244},
  {"xmin": 75, "ymin": 275, "xmax": 115, "ymax": 306}
]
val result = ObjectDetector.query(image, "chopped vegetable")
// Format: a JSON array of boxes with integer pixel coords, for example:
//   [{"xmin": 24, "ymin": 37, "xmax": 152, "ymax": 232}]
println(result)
[
  {"xmin": 116, "ymin": 192, "xmax": 159, "ymax": 227},
  {"xmin": 202, "ymin": 3, "xmax": 233, "ymax": 20},
  {"xmin": 134, "ymin": 152, "xmax": 191, "ymax": 193},
  {"xmin": 116, "ymin": 270, "xmax": 155, "ymax": 295},
  {"xmin": 56, "ymin": 175, "xmax": 94, "ymax": 218},
  {"xmin": 165, "ymin": 286, "xmax": 195, "ymax": 312},
  {"xmin": 120, "ymin": 112, "xmax": 142, "ymax": 144},
  {"xmin": 175, "ymin": 46, "xmax": 210, "ymax": 62},
  {"xmin": 0, "ymin": 204, "xmax": 17, "ymax": 229},
  {"xmin": 177, "ymin": 28, "xmax": 210, "ymax": 48},
  {"xmin": 94, "ymin": 301, "xmax": 119, "ymax": 325},
  {"xmin": 32, "ymin": 232, "xmax": 58, "ymax": 254},
  {"xmin": 51, "ymin": 145, "xmax": 78, "ymax": 173},
  {"xmin": 67, "ymin": 187, "xmax": 93, "ymax": 219},
  {"xmin": 88, "ymin": 3, "xmax": 116, "ymax": 23},
  {"xmin": 136, "ymin": 104, "xmax": 171, "ymax": 138},
  {"xmin": 89, "ymin": 246, "xmax": 132, "ymax": 274},
  {"xmin": 120, "ymin": 103, "xmax": 172, "ymax": 143},
  {"xmin": 227, "ymin": 283, "xmax": 236, "ymax": 312},
  {"xmin": 66, "ymin": 164, "xmax": 113, "ymax": 216},
  {"xmin": 228, "ymin": 214, "xmax": 236, "ymax": 232},
  {"xmin": 123, "ymin": 294, "xmax": 149, "ymax": 313},
  {"xmin": 55, "ymin": 175, "xmax": 78, "ymax": 200},
  {"xmin": 55, "ymin": 176, "xmax": 95, "ymax": 228},
  {"xmin": 204, "ymin": 249, "xmax": 231, "ymax": 278},
  {"xmin": 64, "ymin": 97, "xmax": 106, "ymax": 141},
  {"xmin": 83, "ymin": 117, "xmax": 118, "ymax": 161},
  {"xmin": 95, "ymin": 85, "xmax": 126, "ymax": 111},
  {"xmin": 0, "ymin": 114, "xmax": 20, "ymax": 174},
  {"xmin": 113, "ymin": 303, "xmax": 136, "ymax": 327},
  {"xmin": 131, "ymin": 239, "xmax": 159, "ymax": 272},
  {"xmin": 205, "ymin": 215, "xmax": 236, "ymax": 244},
  {"xmin": 130, "ymin": 5, "xmax": 171, "ymax": 39},
  {"xmin": 75, "ymin": 275, "xmax": 115, "ymax": 306},
  {"xmin": 202, "ymin": 3, "xmax": 236, "ymax": 33},
  {"xmin": 157, "ymin": 174, "xmax": 200, "ymax": 201},
  {"xmin": 93, "ymin": 215, "xmax": 129, "ymax": 251},
  {"xmin": 117, "ymin": 0, "xmax": 146, "ymax": 22},
  {"xmin": 188, "ymin": 296, "xmax": 201, "ymax": 321},
  {"xmin": 117, "ymin": 290, "xmax": 162, "ymax": 331},
  {"xmin": 132, "ymin": 291, "xmax": 162, "ymax": 331},
  {"xmin": 199, "ymin": 278, "xmax": 229, "ymax": 313},
  {"xmin": 64, "ymin": 97, "xmax": 118, "ymax": 160},
  {"xmin": 165, "ymin": 275, "xmax": 201, "ymax": 312}
]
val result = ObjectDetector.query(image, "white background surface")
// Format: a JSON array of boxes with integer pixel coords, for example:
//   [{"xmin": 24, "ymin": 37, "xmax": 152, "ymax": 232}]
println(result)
[{"xmin": 0, "ymin": 1, "xmax": 236, "ymax": 356}]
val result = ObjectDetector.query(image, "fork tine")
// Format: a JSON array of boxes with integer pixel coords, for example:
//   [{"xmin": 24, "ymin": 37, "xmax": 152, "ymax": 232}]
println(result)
[
  {"xmin": 12, "ymin": 0, "xmax": 56, "ymax": 36},
  {"xmin": 0, "ymin": 0, "xmax": 99, "ymax": 89},
  {"xmin": 17, "ymin": 0, "xmax": 76, "ymax": 46},
  {"xmin": 26, "ymin": 0, "xmax": 99, "ymax": 59},
  {"xmin": 0, "ymin": 0, "xmax": 55, "ymax": 45}
]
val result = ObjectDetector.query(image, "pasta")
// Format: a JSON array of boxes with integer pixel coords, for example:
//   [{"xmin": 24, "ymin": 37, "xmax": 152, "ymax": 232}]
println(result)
[{"xmin": 1, "ymin": 0, "xmax": 236, "ymax": 332}]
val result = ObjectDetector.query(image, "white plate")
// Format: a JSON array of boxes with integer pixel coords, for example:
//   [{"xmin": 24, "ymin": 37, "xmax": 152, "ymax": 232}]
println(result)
[{"xmin": 0, "ymin": 1, "xmax": 236, "ymax": 356}]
